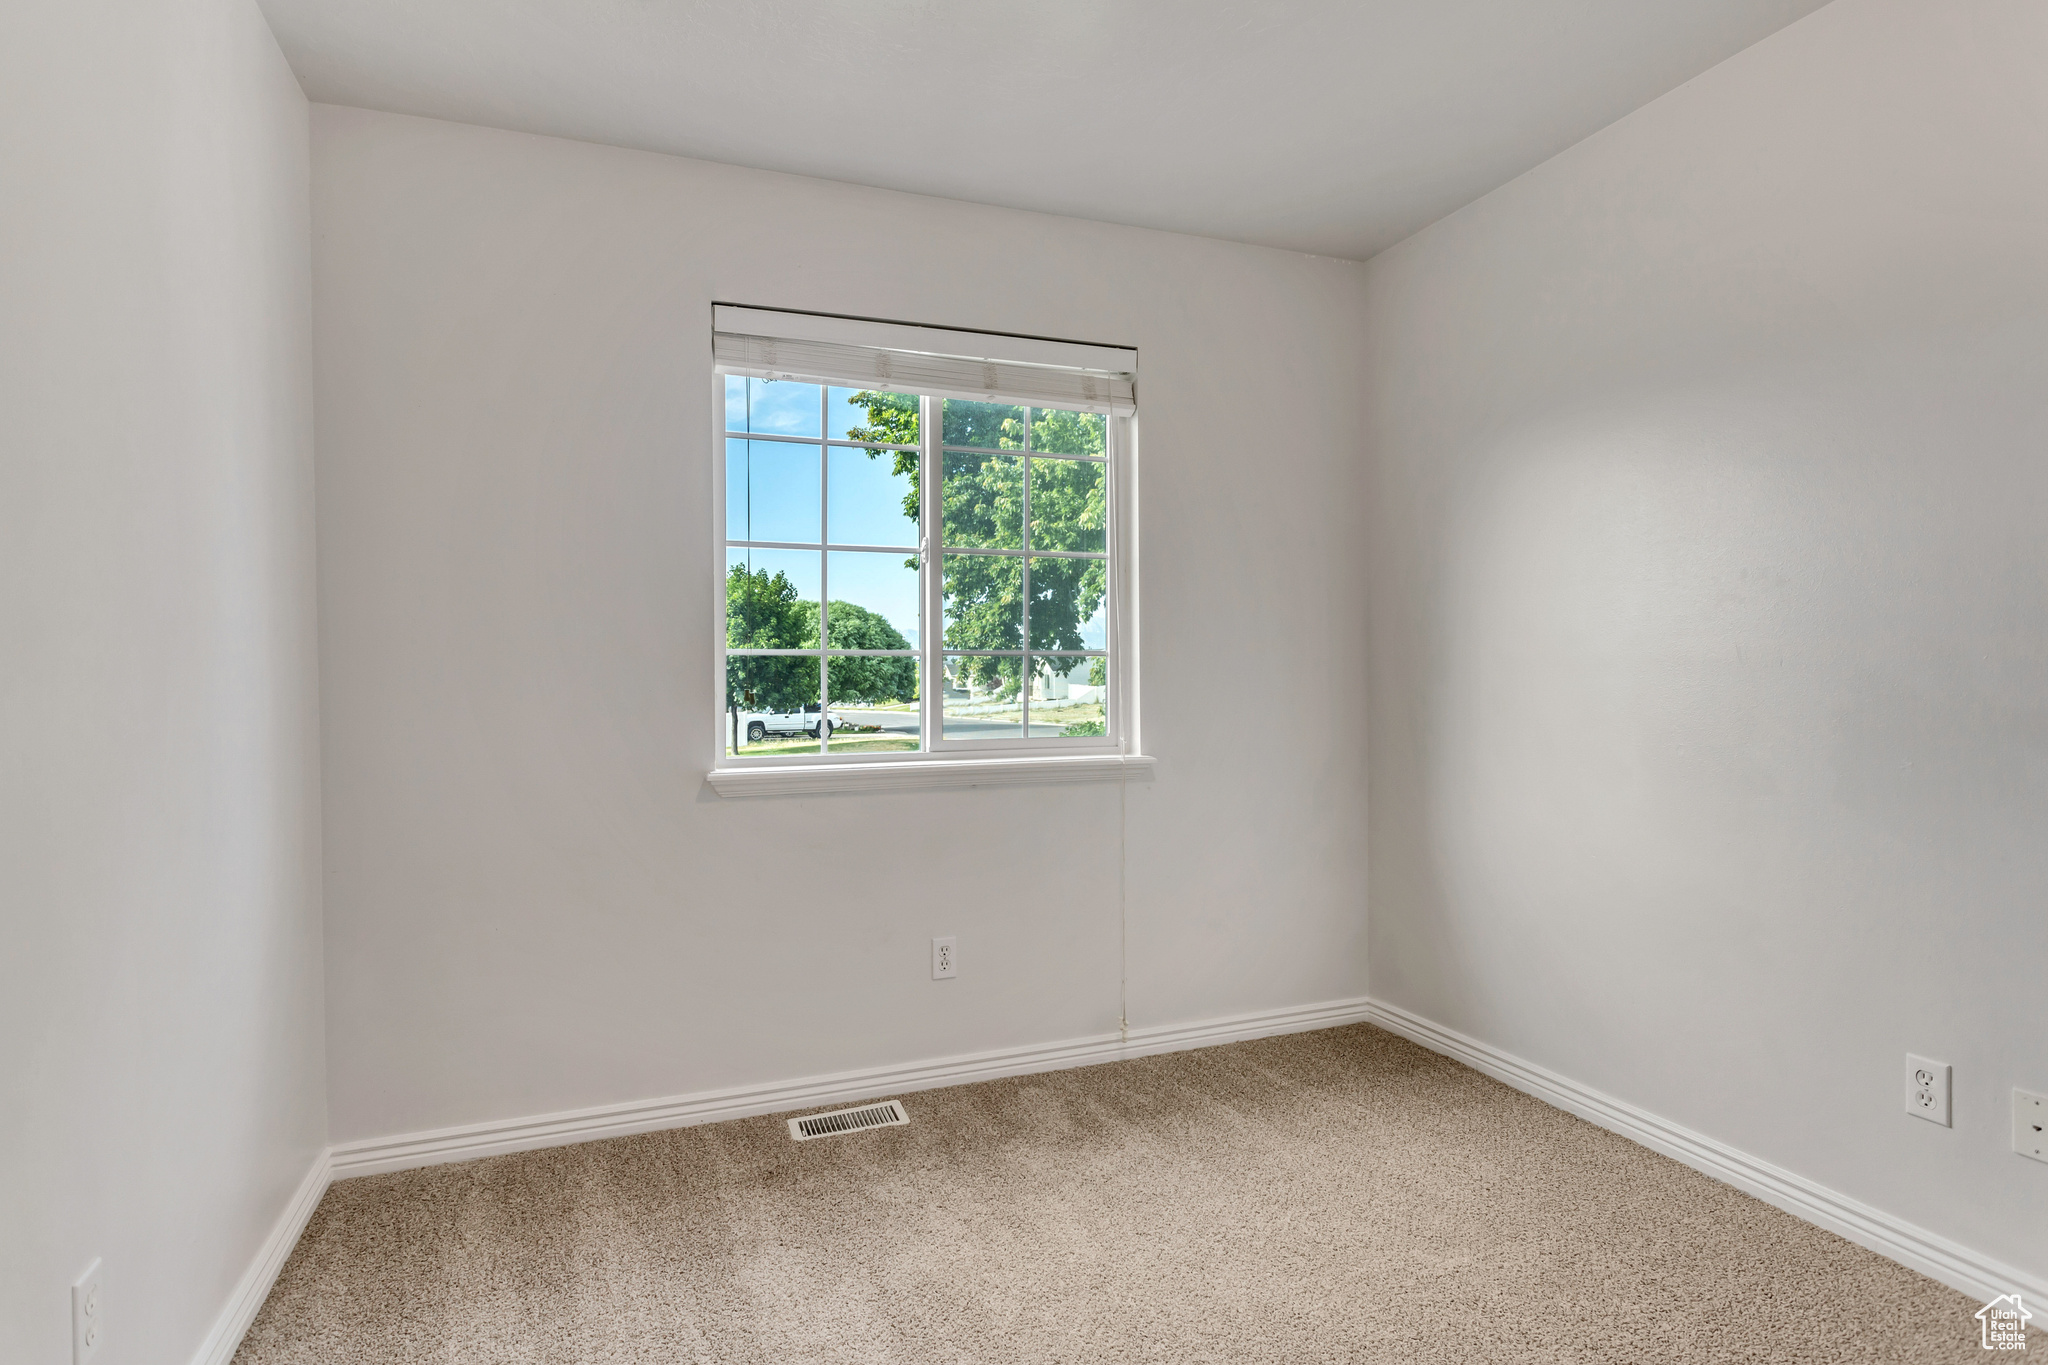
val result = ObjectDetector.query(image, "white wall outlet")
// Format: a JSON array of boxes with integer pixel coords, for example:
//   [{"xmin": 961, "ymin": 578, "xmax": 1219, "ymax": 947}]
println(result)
[
  {"xmin": 2016, "ymin": 1089, "xmax": 2047, "ymax": 1164},
  {"xmin": 72, "ymin": 1258, "xmax": 102, "ymax": 1363},
  {"xmin": 1905, "ymin": 1055, "xmax": 1951, "ymax": 1126},
  {"xmin": 931, "ymin": 936, "xmax": 957, "ymax": 980}
]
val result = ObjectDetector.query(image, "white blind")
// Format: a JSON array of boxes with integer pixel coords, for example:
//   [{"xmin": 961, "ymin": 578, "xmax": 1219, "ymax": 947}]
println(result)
[{"xmin": 713, "ymin": 306, "xmax": 1136, "ymax": 416}]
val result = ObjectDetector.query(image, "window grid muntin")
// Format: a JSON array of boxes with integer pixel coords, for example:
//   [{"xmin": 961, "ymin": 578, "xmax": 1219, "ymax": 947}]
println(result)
[
  {"xmin": 731, "ymin": 648, "xmax": 917, "ymax": 657},
  {"xmin": 726, "ymin": 429, "xmax": 918, "ymax": 455},
  {"xmin": 944, "ymin": 445, "xmax": 1103, "ymax": 463},
  {"xmin": 731, "ymin": 541, "xmax": 919, "ymax": 555},
  {"xmin": 725, "ymin": 384, "xmax": 880, "ymax": 756},
  {"xmin": 718, "ymin": 378, "xmax": 1122, "ymax": 765},
  {"xmin": 935, "ymin": 404, "xmax": 1108, "ymax": 745},
  {"xmin": 928, "ymin": 547, "xmax": 1102, "ymax": 560}
]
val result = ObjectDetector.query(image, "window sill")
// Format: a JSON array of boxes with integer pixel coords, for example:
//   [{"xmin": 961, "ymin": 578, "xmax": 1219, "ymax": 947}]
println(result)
[{"xmin": 706, "ymin": 753, "xmax": 1155, "ymax": 798}]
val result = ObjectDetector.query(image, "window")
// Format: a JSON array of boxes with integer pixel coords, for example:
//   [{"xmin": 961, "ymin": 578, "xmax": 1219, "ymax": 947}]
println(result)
[{"xmin": 712, "ymin": 306, "xmax": 1141, "ymax": 787}]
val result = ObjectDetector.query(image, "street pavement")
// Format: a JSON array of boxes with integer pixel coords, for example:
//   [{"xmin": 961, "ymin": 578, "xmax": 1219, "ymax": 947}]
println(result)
[{"xmin": 837, "ymin": 706, "xmax": 1090, "ymax": 740}]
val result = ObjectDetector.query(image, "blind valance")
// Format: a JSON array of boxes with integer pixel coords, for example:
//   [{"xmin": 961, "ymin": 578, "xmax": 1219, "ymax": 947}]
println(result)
[{"xmin": 713, "ymin": 306, "xmax": 1136, "ymax": 416}]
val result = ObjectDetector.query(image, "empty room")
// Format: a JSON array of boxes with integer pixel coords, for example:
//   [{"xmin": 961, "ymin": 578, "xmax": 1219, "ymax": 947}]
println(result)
[{"xmin": 5, "ymin": 0, "xmax": 2046, "ymax": 1360}]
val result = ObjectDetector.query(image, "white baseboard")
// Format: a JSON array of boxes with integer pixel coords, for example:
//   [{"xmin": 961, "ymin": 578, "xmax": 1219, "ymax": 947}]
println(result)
[
  {"xmin": 190, "ymin": 1149, "xmax": 332, "ymax": 1365},
  {"xmin": 1362, "ymin": 998, "xmax": 2046, "ymax": 1308},
  {"xmin": 327, "ymin": 994, "xmax": 1379, "ymax": 1179}
]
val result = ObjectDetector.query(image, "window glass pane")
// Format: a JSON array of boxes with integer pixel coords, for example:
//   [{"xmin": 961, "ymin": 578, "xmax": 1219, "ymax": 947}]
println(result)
[
  {"xmin": 942, "ymin": 399, "xmax": 1025, "ymax": 450},
  {"xmin": 943, "ymin": 553, "xmax": 1022, "ymax": 651},
  {"xmin": 726, "ymin": 439, "xmax": 820, "ymax": 545},
  {"xmin": 723, "ymin": 375, "xmax": 748, "ymax": 433},
  {"xmin": 827, "ymin": 446, "xmax": 918, "ymax": 548},
  {"xmin": 942, "ymin": 655, "xmax": 1023, "ymax": 741},
  {"xmin": 1028, "ymin": 457, "xmax": 1106, "ymax": 553},
  {"xmin": 826, "ymin": 550, "xmax": 920, "ymax": 650},
  {"xmin": 725, "ymin": 547, "xmax": 820, "ymax": 649},
  {"xmin": 1029, "ymin": 407, "xmax": 1106, "ymax": 456},
  {"xmin": 830, "ymin": 387, "xmax": 918, "ymax": 447},
  {"xmin": 941, "ymin": 450, "xmax": 1023, "ymax": 549},
  {"xmin": 720, "ymin": 378, "xmax": 1121, "ymax": 762},
  {"xmin": 1078, "ymin": 588, "xmax": 1107, "ymax": 650},
  {"xmin": 1025, "ymin": 556, "xmax": 1108, "ymax": 653},
  {"xmin": 826, "ymin": 656, "xmax": 921, "ymax": 753},
  {"xmin": 726, "ymin": 378, "xmax": 821, "ymax": 437},
  {"xmin": 1028, "ymin": 655, "xmax": 1107, "ymax": 739},
  {"xmin": 724, "ymin": 654, "xmax": 821, "ymax": 757}
]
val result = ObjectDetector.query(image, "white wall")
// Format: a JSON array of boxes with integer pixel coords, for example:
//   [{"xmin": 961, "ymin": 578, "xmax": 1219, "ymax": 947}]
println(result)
[
  {"xmin": 1363, "ymin": 0, "xmax": 2047, "ymax": 1283},
  {"xmin": 0, "ymin": 1, "xmax": 325, "ymax": 1361},
  {"xmin": 311, "ymin": 107, "xmax": 1372, "ymax": 1145}
]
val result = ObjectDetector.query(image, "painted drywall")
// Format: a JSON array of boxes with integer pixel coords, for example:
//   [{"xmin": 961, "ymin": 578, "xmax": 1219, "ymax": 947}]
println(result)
[
  {"xmin": 311, "ymin": 106, "xmax": 1371, "ymax": 1145},
  {"xmin": 1363, "ymin": 0, "xmax": 2048, "ymax": 1283},
  {"xmin": 0, "ymin": 2, "xmax": 324, "ymax": 1360},
  {"xmin": 260, "ymin": 0, "xmax": 1828, "ymax": 259}
]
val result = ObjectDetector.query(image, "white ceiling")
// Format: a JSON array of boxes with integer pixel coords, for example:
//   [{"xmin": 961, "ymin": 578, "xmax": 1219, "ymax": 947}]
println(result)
[{"xmin": 260, "ymin": 0, "xmax": 1828, "ymax": 260}]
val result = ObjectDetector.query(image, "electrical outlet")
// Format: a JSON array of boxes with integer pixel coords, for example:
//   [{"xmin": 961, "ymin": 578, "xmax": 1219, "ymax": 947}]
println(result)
[
  {"xmin": 1905, "ymin": 1055, "xmax": 1951, "ymax": 1127},
  {"xmin": 931, "ymin": 936, "xmax": 956, "ymax": 980},
  {"xmin": 72, "ymin": 1259, "xmax": 102, "ymax": 1363},
  {"xmin": 2016, "ymin": 1089, "xmax": 2047, "ymax": 1164}
]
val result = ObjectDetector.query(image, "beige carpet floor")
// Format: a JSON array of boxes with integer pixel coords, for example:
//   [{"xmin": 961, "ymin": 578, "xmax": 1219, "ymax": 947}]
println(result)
[{"xmin": 236, "ymin": 1025, "xmax": 2026, "ymax": 1363}]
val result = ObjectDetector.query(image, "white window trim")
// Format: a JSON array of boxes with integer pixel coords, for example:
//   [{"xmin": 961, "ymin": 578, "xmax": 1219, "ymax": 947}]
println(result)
[
  {"xmin": 706, "ymin": 752, "xmax": 1155, "ymax": 797},
  {"xmin": 710, "ymin": 311, "xmax": 1145, "ymax": 796}
]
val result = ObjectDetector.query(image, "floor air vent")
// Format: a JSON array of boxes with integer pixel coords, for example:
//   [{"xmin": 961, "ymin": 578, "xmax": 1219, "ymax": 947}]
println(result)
[{"xmin": 788, "ymin": 1100, "xmax": 909, "ymax": 1141}]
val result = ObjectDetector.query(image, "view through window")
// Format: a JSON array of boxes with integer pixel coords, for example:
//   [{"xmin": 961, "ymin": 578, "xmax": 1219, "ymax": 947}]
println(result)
[{"xmin": 722, "ymin": 378, "xmax": 1113, "ymax": 760}]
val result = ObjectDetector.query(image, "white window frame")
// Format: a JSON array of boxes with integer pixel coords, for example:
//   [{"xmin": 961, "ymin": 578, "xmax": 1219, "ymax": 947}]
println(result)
[{"xmin": 709, "ymin": 310, "xmax": 1149, "ymax": 796}]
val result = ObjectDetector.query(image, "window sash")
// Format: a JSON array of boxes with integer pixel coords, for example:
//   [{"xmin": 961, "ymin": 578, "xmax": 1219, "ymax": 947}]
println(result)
[{"xmin": 715, "ymin": 382, "xmax": 1130, "ymax": 768}]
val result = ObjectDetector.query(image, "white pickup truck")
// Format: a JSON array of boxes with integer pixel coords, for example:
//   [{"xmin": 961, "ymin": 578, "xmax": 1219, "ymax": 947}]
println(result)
[{"xmin": 741, "ymin": 703, "xmax": 842, "ymax": 744}]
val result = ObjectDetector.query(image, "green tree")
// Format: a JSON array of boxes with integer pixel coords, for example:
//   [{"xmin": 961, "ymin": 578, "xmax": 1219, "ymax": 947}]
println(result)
[
  {"xmin": 726, "ymin": 565, "xmax": 922, "ymax": 747},
  {"xmin": 796, "ymin": 600, "xmax": 918, "ymax": 704},
  {"xmin": 841, "ymin": 394, "xmax": 1107, "ymax": 703},
  {"xmin": 726, "ymin": 566, "xmax": 816, "ymax": 748}
]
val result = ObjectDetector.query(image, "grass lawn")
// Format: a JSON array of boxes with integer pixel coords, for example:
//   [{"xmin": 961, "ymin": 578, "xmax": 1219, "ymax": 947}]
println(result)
[
  {"xmin": 1029, "ymin": 703, "xmax": 1103, "ymax": 728},
  {"xmin": 727, "ymin": 734, "xmax": 919, "ymax": 758},
  {"xmin": 939, "ymin": 702, "xmax": 1103, "ymax": 731}
]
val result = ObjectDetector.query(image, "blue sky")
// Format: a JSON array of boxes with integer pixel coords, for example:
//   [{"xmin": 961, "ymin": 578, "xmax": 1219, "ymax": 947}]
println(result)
[
  {"xmin": 727, "ymin": 378, "xmax": 922, "ymax": 643},
  {"xmin": 726, "ymin": 376, "xmax": 887, "ymax": 444},
  {"xmin": 724, "ymin": 377, "xmax": 1106, "ymax": 652}
]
